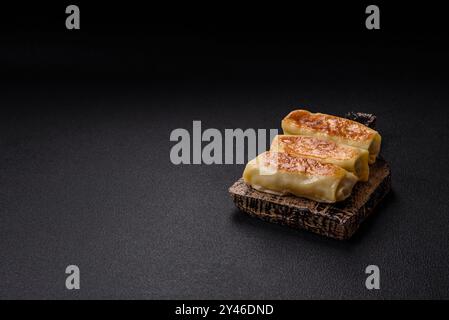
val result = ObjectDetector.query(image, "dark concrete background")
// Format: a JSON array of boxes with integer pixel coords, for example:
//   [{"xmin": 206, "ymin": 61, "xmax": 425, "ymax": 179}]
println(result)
[{"xmin": 1, "ymin": 3, "xmax": 449, "ymax": 299}]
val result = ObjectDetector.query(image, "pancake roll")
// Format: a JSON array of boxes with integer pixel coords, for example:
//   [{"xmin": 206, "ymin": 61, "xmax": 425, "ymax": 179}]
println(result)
[
  {"xmin": 243, "ymin": 151, "xmax": 358, "ymax": 203},
  {"xmin": 270, "ymin": 135, "xmax": 370, "ymax": 181},
  {"xmin": 282, "ymin": 109, "xmax": 381, "ymax": 164}
]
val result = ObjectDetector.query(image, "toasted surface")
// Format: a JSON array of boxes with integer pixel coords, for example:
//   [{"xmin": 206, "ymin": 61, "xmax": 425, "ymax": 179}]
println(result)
[
  {"xmin": 243, "ymin": 151, "xmax": 358, "ymax": 202},
  {"xmin": 256, "ymin": 151, "xmax": 343, "ymax": 176},
  {"xmin": 272, "ymin": 135, "xmax": 359, "ymax": 160},
  {"xmin": 283, "ymin": 109, "xmax": 377, "ymax": 142},
  {"xmin": 230, "ymin": 157, "xmax": 391, "ymax": 238},
  {"xmin": 271, "ymin": 135, "xmax": 370, "ymax": 181}
]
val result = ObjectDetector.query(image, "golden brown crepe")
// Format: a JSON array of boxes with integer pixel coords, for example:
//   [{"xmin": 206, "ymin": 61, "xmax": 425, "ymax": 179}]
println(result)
[
  {"xmin": 243, "ymin": 151, "xmax": 358, "ymax": 203},
  {"xmin": 282, "ymin": 109, "xmax": 381, "ymax": 164},
  {"xmin": 270, "ymin": 135, "xmax": 369, "ymax": 181}
]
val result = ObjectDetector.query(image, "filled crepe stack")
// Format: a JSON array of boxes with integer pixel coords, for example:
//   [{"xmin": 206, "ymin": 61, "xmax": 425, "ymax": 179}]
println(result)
[{"xmin": 243, "ymin": 109, "xmax": 382, "ymax": 203}]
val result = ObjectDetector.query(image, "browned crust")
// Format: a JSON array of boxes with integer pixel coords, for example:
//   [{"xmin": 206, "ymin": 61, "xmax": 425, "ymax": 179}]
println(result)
[
  {"xmin": 274, "ymin": 135, "xmax": 358, "ymax": 160},
  {"xmin": 258, "ymin": 151, "xmax": 342, "ymax": 176},
  {"xmin": 283, "ymin": 110, "xmax": 376, "ymax": 141}
]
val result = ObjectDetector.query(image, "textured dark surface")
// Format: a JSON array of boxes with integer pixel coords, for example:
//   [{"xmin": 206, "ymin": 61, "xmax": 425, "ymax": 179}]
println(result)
[{"xmin": 1, "ymin": 7, "xmax": 449, "ymax": 298}]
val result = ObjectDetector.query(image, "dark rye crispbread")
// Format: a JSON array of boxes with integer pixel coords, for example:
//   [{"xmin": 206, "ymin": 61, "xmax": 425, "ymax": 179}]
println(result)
[{"xmin": 229, "ymin": 112, "xmax": 391, "ymax": 240}]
